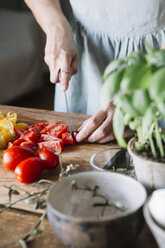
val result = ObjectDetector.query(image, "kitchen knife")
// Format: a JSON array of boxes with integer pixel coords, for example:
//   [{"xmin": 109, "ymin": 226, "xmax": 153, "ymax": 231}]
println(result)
[{"xmin": 64, "ymin": 91, "xmax": 73, "ymax": 136}]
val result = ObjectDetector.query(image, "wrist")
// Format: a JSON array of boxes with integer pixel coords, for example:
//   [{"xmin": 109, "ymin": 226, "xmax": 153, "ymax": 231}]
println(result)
[{"xmin": 44, "ymin": 15, "xmax": 70, "ymax": 36}]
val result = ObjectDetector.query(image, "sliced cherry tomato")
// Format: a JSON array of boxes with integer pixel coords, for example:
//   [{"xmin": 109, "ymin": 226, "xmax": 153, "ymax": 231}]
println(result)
[
  {"xmin": 14, "ymin": 127, "xmax": 25, "ymax": 137},
  {"xmin": 40, "ymin": 134, "xmax": 59, "ymax": 142},
  {"xmin": 48, "ymin": 123, "xmax": 67, "ymax": 138},
  {"xmin": 13, "ymin": 137, "xmax": 26, "ymax": 146},
  {"xmin": 40, "ymin": 121, "xmax": 57, "ymax": 134},
  {"xmin": 38, "ymin": 139, "xmax": 63, "ymax": 152},
  {"xmin": 36, "ymin": 147, "xmax": 59, "ymax": 170},
  {"xmin": 27, "ymin": 123, "xmax": 46, "ymax": 136},
  {"xmin": 2, "ymin": 146, "xmax": 35, "ymax": 171},
  {"xmin": 62, "ymin": 132, "xmax": 73, "ymax": 145},
  {"xmin": 15, "ymin": 157, "xmax": 44, "ymax": 183}
]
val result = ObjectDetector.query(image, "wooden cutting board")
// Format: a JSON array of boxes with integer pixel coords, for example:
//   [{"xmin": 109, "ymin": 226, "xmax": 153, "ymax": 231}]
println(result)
[{"xmin": 0, "ymin": 105, "xmax": 117, "ymax": 213}]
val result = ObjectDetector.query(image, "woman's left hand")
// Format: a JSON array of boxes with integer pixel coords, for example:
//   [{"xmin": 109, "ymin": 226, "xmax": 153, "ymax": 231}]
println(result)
[{"xmin": 76, "ymin": 102, "xmax": 115, "ymax": 143}]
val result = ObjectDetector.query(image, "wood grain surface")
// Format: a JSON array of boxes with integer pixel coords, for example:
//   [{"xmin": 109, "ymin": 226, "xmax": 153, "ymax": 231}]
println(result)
[{"xmin": 0, "ymin": 105, "xmax": 158, "ymax": 248}]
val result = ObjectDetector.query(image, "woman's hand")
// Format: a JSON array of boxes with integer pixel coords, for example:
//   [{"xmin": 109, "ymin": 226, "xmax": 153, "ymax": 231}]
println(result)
[
  {"xmin": 45, "ymin": 18, "xmax": 78, "ymax": 91},
  {"xmin": 76, "ymin": 102, "xmax": 115, "ymax": 143},
  {"xmin": 25, "ymin": 0, "xmax": 78, "ymax": 91}
]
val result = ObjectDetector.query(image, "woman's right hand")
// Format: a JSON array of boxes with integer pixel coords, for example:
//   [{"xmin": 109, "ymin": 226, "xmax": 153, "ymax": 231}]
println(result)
[
  {"xmin": 24, "ymin": 0, "xmax": 78, "ymax": 91},
  {"xmin": 44, "ymin": 18, "xmax": 78, "ymax": 91}
]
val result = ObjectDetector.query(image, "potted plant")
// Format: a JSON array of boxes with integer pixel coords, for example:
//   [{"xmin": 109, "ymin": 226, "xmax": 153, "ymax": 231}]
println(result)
[{"xmin": 100, "ymin": 42, "xmax": 165, "ymax": 192}]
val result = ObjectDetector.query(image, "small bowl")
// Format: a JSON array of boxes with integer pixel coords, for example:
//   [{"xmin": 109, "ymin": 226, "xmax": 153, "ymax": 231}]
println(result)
[
  {"xmin": 90, "ymin": 148, "xmax": 135, "ymax": 177},
  {"xmin": 47, "ymin": 171, "xmax": 146, "ymax": 248},
  {"xmin": 143, "ymin": 195, "xmax": 165, "ymax": 248}
]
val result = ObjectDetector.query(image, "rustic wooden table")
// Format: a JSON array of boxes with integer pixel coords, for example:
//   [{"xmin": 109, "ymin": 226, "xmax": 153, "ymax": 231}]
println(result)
[{"xmin": 0, "ymin": 105, "xmax": 158, "ymax": 248}]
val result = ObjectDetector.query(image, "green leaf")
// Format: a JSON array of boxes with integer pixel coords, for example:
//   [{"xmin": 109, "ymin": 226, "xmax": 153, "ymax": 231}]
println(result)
[
  {"xmin": 128, "ymin": 51, "xmax": 147, "ymax": 64},
  {"xmin": 144, "ymin": 40, "xmax": 156, "ymax": 53},
  {"xmin": 113, "ymin": 107, "xmax": 127, "ymax": 148},
  {"xmin": 103, "ymin": 59, "xmax": 125, "ymax": 80},
  {"xmin": 149, "ymin": 68, "xmax": 165, "ymax": 100},
  {"xmin": 142, "ymin": 104, "xmax": 156, "ymax": 139},
  {"xmin": 100, "ymin": 69, "xmax": 125, "ymax": 110},
  {"xmin": 123, "ymin": 113, "xmax": 132, "ymax": 125},
  {"xmin": 131, "ymin": 89, "xmax": 151, "ymax": 116},
  {"xmin": 145, "ymin": 49, "xmax": 165, "ymax": 67},
  {"xmin": 157, "ymin": 101, "xmax": 165, "ymax": 116},
  {"xmin": 117, "ymin": 94, "xmax": 139, "ymax": 117},
  {"xmin": 129, "ymin": 120, "xmax": 138, "ymax": 130},
  {"xmin": 121, "ymin": 64, "xmax": 151, "ymax": 91}
]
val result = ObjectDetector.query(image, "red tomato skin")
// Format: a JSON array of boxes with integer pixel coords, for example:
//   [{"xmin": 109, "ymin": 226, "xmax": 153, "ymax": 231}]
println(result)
[
  {"xmin": 40, "ymin": 122, "xmax": 57, "ymax": 134},
  {"xmin": 2, "ymin": 146, "xmax": 35, "ymax": 171},
  {"xmin": 15, "ymin": 157, "xmax": 44, "ymax": 183},
  {"xmin": 48, "ymin": 123, "xmax": 67, "ymax": 138},
  {"xmin": 36, "ymin": 148, "xmax": 59, "ymax": 170},
  {"xmin": 62, "ymin": 132, "xmax": 73, "ymax": 145},
  {"xmin": 37, "ymin": 139, "xmax": 63, "ymax": 152}
]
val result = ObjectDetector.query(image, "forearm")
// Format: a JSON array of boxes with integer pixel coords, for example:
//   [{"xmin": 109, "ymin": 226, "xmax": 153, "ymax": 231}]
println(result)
[{"xmin": 24, "ymin": 0, "xmax": 69, "ymax": 34}]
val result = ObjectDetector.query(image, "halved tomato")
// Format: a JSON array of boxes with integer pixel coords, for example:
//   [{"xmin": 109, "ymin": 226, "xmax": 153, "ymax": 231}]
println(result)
[
  {"xmin": 38, "ymin": 139, "xmax": 63, "ymax": 152},
  {"xmin": 62, "ymin": 132, "xmax": 73, "ymax": 145}
]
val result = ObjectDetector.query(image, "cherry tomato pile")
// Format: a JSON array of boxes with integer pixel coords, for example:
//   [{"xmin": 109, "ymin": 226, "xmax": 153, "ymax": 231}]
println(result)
[
  {"xmin": 10, "ymin": 121, "xmax": 78, "ymax": 152},
  {"xmin": 2, "ymin": 121, "xmax": 78, "ymax": 183},
  {"xmin": 3, "ymin": 146, "xmax": 59, "ymax": 183}
]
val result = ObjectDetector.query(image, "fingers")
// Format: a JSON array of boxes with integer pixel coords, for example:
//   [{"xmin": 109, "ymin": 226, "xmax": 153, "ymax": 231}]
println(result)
[
  {"xmin": 77, "ymin": 102, "xmax": 115, "ymax": 143},
  {"xmin": 97, "ymin": 132, "xmax": 115, "ymax": 143},
  {"xmin": 87, "ymin": 113, "xmax": 113, "ymax": 142},
  {"xmin": 71, "ymin": 55, "xmax": 78, "ymax": 75},
  {"xmin": 76, "ymin": 110, "xmax": 106, "ymax": 142},
  {"xmin": 45, "ymin": 50, "xmax": 78, "ymax": 91}
]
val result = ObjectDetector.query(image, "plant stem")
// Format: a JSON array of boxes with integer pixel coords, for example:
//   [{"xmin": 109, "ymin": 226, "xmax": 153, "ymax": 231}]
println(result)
[
  {"xmin": 148, "ymin": 123, "xmax": 157, "ymax": 158},
  {"xmin": 154, "ymin": 118, "xmax": 164, "ymax": 157},
  {"xmin": 0, "ymin": 188, "xmax": 49, "ymax": 213}
]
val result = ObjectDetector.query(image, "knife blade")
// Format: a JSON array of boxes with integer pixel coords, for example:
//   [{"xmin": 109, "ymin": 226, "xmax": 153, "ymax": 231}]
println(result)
[{"xmin": 64, "ymin": 91, "xmax": 73, "ymax": 136}]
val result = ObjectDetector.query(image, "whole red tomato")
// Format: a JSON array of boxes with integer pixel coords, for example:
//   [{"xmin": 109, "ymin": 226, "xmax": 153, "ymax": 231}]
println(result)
[
  {"xmin": 36, "ymin": 147, "xmax": 59, "ymax": 170},
  {"xmin": 15, "ymin": 157, "xmax": 44, "ymax": 183},
  {"xmin": 2, "ymin": 146, "xmax": 35, "ymax": 171}
]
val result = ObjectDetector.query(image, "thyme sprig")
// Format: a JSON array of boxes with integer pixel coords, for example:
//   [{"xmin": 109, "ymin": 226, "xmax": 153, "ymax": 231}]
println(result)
[
  {"xmin": 71, "ymin": 180, "xmax": 126, "ymax": 217},
  {"xmin": 0, "ymin": 153, "xmax": 79, "ymax": 248}
]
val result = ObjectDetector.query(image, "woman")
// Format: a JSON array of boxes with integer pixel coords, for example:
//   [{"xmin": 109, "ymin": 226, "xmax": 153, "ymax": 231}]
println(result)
[{"xmin": 24, "ymin": 0, "xmax": 165, "ymax": 143}]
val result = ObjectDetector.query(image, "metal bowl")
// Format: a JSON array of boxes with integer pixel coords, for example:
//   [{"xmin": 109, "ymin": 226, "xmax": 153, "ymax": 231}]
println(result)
[{"xmin": 47, "ymin": 171, "xmax": 146, "ymax": 248}]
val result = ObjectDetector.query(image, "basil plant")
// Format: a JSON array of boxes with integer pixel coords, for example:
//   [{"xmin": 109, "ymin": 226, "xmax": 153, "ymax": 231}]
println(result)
[{"xmin": 100, "ymin": 42, "xmax": 165, "ymax": 158}]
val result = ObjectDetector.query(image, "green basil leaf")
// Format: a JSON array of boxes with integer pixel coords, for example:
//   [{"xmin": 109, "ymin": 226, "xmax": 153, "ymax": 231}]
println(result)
[
  {"xmin": 123, "ymin": 113, "xmax": 132, "ymax": 125},
  {"xmin": 131, "ymin": 89, "xmax": 151, "ymax": 116},
  {"xmin": 103, "ymin": 59, "xmax": 125, "ymax": 80},
  {"xmin": 121, "ymin": 64, "xmax": 151, "ymax": 91},
  {"xmin": 145, "ymin": 50, "xmax": 165, "ymax": 67},
  {"xmin": 142, "ymin": 104, "xmax": 156, "ymax": 138},
  {"xmin": 100, "ymin": 69, "xmax": 124, "ymax": 110},
  {"xmin": 157, "ymin": 101, "xmax": 165, "ymax": 116},
  {"xmin": 129, "ymin": 120, "xmax": 139, "ymax": 130},
  {"xmin": 149, "ymin": 68, "xmax": 165, "ymax": 100},
  {"xmin": 118, "ymin": 94, "xmax": 139, "ymax": 117},
  {"xmin": 113, "ymin": 107, "xmax": 127, "ymax": 148},
  {"xmin": 128, "ymin": 51, "xmax": 146, "ymax": 64}
]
